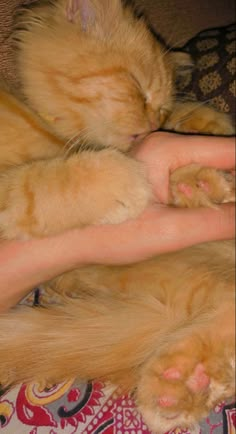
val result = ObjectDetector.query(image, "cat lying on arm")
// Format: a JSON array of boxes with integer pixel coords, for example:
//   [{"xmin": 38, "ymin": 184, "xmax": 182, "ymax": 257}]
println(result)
[{"xmin": 0, "ymin": 0, "xmax": 235, "ymax": 432}]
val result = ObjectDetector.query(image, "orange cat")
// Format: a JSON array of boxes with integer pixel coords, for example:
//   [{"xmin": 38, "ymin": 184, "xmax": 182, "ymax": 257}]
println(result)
[
  {"xmin": 1, "ymin": 239, "xmax": 234, "ymax": 432},
  {"xmin": 0, "ymin": 0, "xmax": 235, "ymax": 432}
]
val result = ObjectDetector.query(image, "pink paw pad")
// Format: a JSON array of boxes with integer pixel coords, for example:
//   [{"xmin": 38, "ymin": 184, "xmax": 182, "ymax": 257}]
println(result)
[
  {"xmin": 158, "ymin": 396, "xmax": 178, "ymax": 407},
  {"xmin": 186, "ymin": 363, "xmax": 210, "ymax": 392},
  {"xmin": 197, "ymin": 180, "xmax": 210, "ymax": 193},
  {"xmin": 163, "ymin": 367, "xmax": 181, "ymax": 380},
  {"xmin": 177, "ymin": 183, "xmax": 193, "ymax": 198}
]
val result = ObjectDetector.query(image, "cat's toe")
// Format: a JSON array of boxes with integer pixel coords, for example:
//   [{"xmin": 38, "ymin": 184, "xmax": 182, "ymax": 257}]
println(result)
[
  {"xmin": 159, "ymin": 363, "xmax": 210, "ymax": 395},
  {"xmin": 186, "ymin": 363, "xmax": 210, "ymax": 392}
]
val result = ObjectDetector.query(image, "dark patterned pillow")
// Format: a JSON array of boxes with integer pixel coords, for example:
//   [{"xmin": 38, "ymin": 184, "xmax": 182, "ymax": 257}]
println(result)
[{"xmin": 176, "ymin": 23, "xmax": 236, "ymax": 120}]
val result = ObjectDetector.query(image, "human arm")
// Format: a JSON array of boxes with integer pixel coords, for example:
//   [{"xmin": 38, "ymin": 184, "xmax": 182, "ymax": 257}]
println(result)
[{"xmin": 132, "ymin": 131, "xmax": 235, "ymax": 203}]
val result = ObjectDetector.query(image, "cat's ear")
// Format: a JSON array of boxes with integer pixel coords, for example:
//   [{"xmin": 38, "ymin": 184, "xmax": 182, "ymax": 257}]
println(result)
[
  {"xmin": 169, "ymin": 51, "xmax": 194, "ymax": 76},
  {"xmin": 66, "ymin": 0, "xmax": 123, "ymax": 34},
  {"xmin": 66, "ymin": 0, "xmax": 95, "ymax": 29}
]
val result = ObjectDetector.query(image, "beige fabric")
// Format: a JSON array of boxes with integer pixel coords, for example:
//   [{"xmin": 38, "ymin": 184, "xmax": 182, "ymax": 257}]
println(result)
[
  {"xmin": 0, "ymin": 0, "xmax": 37, "ymax": 85},
  {"xmin": 0, "ymin": 0, "xmax": 22, "ymax": 84},
  {"xmin": 132, "ymin": 0, "xmax": 235, "ymax": 46}
]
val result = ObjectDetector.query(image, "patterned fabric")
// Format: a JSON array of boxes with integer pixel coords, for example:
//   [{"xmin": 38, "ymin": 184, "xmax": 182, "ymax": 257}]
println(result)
[
  {"xmin": 0, "ymin": 381, "xmax": 235, "ymax": 434},
  {"xmin": 176, "ymin": 23, "xmax": 236, "ymax": 119}
]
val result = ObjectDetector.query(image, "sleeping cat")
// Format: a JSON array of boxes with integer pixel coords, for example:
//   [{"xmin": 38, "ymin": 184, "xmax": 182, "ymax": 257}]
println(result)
[{"xmin": 0, "ymin": 0, "xmax": 235, "ymax": 432}]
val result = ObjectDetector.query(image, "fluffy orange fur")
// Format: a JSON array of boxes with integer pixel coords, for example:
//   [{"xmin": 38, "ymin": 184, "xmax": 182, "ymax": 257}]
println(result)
[
  {"xmin": 0, "ymin": 241, "xmax": 235, "ymax": 432},
  {"xmin": 0, "ymin": 0, "xmax": 235, "ymax": 432}
]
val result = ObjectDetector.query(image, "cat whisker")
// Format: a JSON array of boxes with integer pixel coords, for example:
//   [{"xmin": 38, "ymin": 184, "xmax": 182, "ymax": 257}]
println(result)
[
  {"xmin": 160, "ymin": 36, "xmax": 191, "ymax": 61},
  {"xmin": 65, "ymin": 131, "xmax": 81, "ymax": 148},
  {"xmin": 161, "ymin": 23, "xmax": 191, "ymax": 50},
  {"xmin": 63, "ymin": 132, "xmax": 82, "ymax": 157},
  {"xmin": 176, "ymin": 91, "xmax": 197, "ymax": 99},
  {"xmin": 173, "ymin": 99, "xmax": 216, "ymax": 125},
  {"xmin": 174, "ymin": 111, "xmax": 203, "ymax": 126},
  {"xmin": 63, "ymin": 124, "xmax": 99, "ymax": 156}
]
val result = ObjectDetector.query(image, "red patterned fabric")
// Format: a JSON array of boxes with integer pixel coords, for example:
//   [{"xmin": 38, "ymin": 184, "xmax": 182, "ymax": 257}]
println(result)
[{"xmin": 0, "ymin": 380, "xmax": 235, "ymax": 433}]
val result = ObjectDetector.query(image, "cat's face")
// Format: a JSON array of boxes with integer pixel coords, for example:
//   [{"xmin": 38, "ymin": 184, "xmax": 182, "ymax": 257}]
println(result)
[{"xmin": 17, "ymin": 0, "xmax": 175, "ymax": 150}]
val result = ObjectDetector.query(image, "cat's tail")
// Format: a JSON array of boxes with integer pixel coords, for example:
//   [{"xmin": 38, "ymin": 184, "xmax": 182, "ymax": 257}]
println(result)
[{"xmin": 0, "ymin": 293, "xmax": 171, "ymax": 389}]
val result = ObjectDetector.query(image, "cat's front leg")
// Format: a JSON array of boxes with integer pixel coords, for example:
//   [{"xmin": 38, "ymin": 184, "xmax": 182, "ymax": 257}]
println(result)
[
  {"xmin": 136, "ymin": 301, "xmax": 235, "ymax": 433},
  {"xmin": 0, "ymin": 149, "xmax": 152, "ymax": 239},
  {"xmin": 163, "ymin": 102, "xmax": 234, "ymax": 136},
  {"xmin": 169, "ymin": 164, "xmax": 235, "ymax": 208}
]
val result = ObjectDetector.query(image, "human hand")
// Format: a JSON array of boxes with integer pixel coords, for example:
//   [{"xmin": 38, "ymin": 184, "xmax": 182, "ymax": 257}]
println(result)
[{"xmin": 132, "ymin": 131, "xmax": 235, "ymax": 203}]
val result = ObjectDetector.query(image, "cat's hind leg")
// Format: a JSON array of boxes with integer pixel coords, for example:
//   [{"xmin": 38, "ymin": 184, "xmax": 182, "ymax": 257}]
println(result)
[{"xmin": 136, "ymin": 301, "xmax": 235, "ymax": 432}]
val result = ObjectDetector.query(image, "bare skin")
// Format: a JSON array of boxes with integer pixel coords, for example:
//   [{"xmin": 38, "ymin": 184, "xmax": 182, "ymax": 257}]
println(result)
[{"xmin": 0, "ymin": 132, "xmax": 235, "ymax": 311}]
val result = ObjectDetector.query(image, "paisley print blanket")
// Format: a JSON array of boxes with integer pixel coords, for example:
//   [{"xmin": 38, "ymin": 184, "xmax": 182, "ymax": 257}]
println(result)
[{"xmin": 0, "ymin": 380, "xmax": 235, "ymax": 433}]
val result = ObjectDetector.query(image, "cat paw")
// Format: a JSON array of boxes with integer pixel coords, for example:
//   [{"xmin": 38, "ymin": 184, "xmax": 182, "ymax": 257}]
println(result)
[
  {"xmin": 170, "ymin": 164, "xmax": 235, "ymax": 208},
  {"xmin": 176, "ymin": 112, "xmax": 234, "ymax": 136},
  {"xmin": 166, "ymin": 104, "xmax": 235, "ymax": 136},
  {"xmin": 0, "ymin": 150, "xmax": 152, "ymax": 239},
  {"xmin": 96, "ymin": 150, "xmax": 153, "ymax": 225},
  {"xmin": 136, "ymin": 329, "xmax": 235, "ymax": 432}
]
